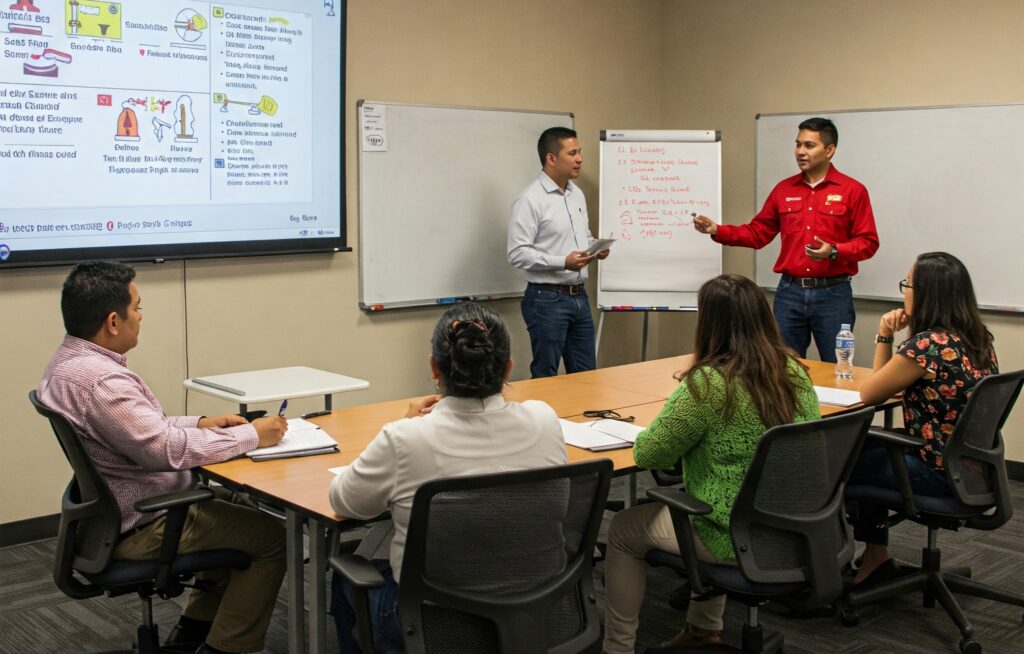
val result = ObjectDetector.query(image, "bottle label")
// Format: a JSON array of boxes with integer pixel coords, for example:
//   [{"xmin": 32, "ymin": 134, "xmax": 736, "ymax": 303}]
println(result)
[{"xmin": 836, "ymin": 338, "xmax": 854, "ymax": 349}]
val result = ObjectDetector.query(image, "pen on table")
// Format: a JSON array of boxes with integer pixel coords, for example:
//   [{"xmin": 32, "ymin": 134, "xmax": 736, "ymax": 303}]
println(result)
[
  {"xmin": 301, "ymin": 410, "xmax": 332, "ymax": 419},
  {"xmin": 277, "ymin": 399, "xmax": 288, "ymax": 417}
]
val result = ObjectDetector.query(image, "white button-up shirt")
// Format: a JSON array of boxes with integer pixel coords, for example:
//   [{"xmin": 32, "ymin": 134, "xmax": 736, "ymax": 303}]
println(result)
[{"xmin": 507, "ymin": 171, "xmax": 593, "ymax": 284}]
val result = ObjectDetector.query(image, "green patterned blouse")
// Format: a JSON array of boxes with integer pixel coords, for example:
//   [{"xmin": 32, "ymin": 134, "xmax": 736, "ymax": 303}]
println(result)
[{"xmin": 633, "ymin": 357, "xmax": 821, "ymax": 560}]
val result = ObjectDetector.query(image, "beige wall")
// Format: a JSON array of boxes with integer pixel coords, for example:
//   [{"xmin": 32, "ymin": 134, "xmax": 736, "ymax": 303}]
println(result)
[
  {"xmin": 657, "ymin": 0, "xmax": 1024, "ymax": 455},
  {"xmin": 0, "ymin": 0, "xmax": 666, "ymax": 525},
  {"xmin": 4, "ymin": 0, "xmax": 1023, "ymax": 527}
]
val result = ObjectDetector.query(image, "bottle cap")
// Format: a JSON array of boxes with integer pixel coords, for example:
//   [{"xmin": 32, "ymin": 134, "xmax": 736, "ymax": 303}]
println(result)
[{"xmin": 840, "ymin": 324, "xmax": 851, "ymax": 330}]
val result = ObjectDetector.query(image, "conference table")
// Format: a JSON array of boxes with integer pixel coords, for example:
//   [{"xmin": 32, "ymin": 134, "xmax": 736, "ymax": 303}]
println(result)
[{"xmin": 198, "ymin": 355, "xmax": 895, "ymax": 653}]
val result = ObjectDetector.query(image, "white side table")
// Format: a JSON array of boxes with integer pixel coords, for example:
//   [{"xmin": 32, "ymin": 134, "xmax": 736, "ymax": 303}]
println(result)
[{"xmin": 184, "ymin": 366, "xmax": 369, "ymax": 413}]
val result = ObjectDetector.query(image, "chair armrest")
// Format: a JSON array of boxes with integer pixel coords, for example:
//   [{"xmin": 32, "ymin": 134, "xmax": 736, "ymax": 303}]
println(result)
[
  {"xmin": 133, "ymin": 487, "xmax": 214, "ymax": 597},
  {"xmin": 647, "ymin": 487, "xmax": 712, "ymax": 516},
  {"xmin": 329, "ymin": 554, "xmax": 384, "ymax": 652},
  {"xmin": 646, "ymin": 488, "xmax": 712, "ymax": 596},
  {"xmin": 867, "ymin": 427, "xmax": 925, "ymax": 448},
  {"xmin": 329, "ymin": 553, "xmax": 386, "ymax": 590},
  {"xmin": 134, "ymin": 488, "xmax": 214, "ymax": 514},
  {"xmin": 866, "ymin": 428, "xmax": 923, "ymax": 519}
]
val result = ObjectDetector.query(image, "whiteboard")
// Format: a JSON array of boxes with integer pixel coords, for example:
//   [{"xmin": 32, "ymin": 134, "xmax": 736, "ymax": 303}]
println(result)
[
  {"xmin": 754, "ymin": 105, "xmax": 1024, "ymax": 311},
  {"xmin": 598, "ymin": 130, "xmax": 722, "ymax": 309},
  {"xmin": 358, "ymin": 101, "xmax": 572, "ymax": 309}
]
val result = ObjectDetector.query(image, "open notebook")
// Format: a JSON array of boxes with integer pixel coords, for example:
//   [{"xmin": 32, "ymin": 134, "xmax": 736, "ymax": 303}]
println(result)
[
  {"xmin": 560, "ymin": 418, "xmax": 644, "ymax": 452},
  {"xmin": 246, "ymin": 418, "xmax": 338, "ymax": 461}
]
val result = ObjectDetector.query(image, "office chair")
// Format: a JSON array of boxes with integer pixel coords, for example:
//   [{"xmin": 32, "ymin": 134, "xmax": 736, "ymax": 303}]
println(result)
[
  {"xmin": 844, "ymin": 370, "xmax": 1024, "ymax": 654},
  {"xmin": 330, "ymin": 459, "xmax": 613, "ymax": 653},
  {"xmin": 644, "ymin": 407, "xmax": 874, "ymax": 653},
  {"xmin": 29, "ymin": 391, "xmax": 252, "ymax": 654}
]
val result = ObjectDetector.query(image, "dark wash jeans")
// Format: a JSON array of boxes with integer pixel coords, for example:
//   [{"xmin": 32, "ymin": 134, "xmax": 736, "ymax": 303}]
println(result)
[
  {"xmin": 331, "ymin": 560, "xmax": 401, "ymax": 653},
  {"xmin": 521, "ymin": 283, "xmax": 597, "ymax": 378},
  {"xmin": 772, "ymin": 277, "xmax": 855, "ymax": 363},
  {"xmin": 848, "ymin": 439, "xmax": 952, "ymax": 546}
]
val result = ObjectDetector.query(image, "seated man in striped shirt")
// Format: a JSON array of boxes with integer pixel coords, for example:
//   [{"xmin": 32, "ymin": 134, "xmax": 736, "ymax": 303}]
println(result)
[{"xmin": 37, "ymin": 261, "xmax": 288, "ymax": 654}]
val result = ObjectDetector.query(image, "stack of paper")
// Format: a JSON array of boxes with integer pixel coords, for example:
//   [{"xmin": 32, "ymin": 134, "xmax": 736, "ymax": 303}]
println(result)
[
  {"xmin": 246, "ymin": 418, "xmax": 339, "ymax": 461},
  {"xmin": 560, "ymin": 418, "xmax": 644, "ymax": 452},
  {"xmin": 813, "ymin": 386, "xmax": 863, "ymax": 407}
]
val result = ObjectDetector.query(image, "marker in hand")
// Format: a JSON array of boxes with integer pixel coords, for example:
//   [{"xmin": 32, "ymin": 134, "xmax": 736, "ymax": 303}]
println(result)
[{"xmin": 277, "ymin": 399, "xmax": 288, "ymax": 417}]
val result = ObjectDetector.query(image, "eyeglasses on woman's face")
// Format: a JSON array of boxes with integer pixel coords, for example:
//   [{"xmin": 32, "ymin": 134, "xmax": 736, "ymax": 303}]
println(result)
[{"xmin": 898, "ymin": 279, "xmax": 913, "ymax": 294}]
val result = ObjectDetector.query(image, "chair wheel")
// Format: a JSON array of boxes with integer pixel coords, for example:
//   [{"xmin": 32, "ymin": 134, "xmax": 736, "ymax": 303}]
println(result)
[
  {"xmin": 839, "ymin": 608, "xmax": 860, "ymax": 627},
  {"xmin": 959, "ymin": 637, "xmax": 981, "ymax": 654},
  {"xmin": 668, "ymin": 584, "xmax": 690, "ymax": 611}
]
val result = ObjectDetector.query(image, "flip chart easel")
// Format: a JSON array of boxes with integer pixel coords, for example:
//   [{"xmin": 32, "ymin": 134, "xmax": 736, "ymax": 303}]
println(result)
[{"xmin": 595, "ymin": 130, "xmax": 722, "ymax": 359}]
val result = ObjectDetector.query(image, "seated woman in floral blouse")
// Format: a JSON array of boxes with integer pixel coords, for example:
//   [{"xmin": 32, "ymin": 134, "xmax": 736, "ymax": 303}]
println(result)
[{"xmin": 852, "ymin": 251, "xmax": 998, "ymax": 585}]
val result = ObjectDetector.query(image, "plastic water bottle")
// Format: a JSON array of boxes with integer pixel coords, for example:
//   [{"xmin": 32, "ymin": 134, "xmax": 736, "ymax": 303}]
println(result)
[{"xmin": 835, "ymin": 323, "xmax": 855, "ymax": 380}]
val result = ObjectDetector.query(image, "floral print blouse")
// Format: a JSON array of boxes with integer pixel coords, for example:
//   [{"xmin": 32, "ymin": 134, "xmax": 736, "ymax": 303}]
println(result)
[{"xmin": 897, "ymin": 330, "xmax": 997, "ymax": 470}]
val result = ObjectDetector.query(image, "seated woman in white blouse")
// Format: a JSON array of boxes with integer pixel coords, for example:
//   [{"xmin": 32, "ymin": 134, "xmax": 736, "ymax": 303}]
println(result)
[{"xmin": 328, "ymin": 301, "xmax": 567, "ymax": 652}]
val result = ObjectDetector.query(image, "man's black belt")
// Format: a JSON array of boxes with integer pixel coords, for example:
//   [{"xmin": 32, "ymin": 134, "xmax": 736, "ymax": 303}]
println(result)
[
  {"xmin": 528, "ymin": 282, "xmax": 585, "ymax": 295},
  {"xmin": 782, "ymin": 274, "xmax": 851, "ymax": 289}
]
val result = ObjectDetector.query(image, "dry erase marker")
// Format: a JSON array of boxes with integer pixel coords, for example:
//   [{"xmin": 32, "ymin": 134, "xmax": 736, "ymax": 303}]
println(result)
[{"xmin": 302, "ymin": 410, "xmax": 331, "ymax": 419}]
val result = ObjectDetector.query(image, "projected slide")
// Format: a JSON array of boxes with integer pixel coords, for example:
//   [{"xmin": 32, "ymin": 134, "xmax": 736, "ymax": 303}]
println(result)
[{"xmin": 0, "ymin": 0, "xmax": 343, "ymax": 265}]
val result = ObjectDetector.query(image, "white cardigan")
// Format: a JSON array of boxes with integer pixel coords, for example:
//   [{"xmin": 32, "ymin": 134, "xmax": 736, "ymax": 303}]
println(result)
[{"xmin": 329, "ymin": 394, "xmax": 567, "ymax": 581}]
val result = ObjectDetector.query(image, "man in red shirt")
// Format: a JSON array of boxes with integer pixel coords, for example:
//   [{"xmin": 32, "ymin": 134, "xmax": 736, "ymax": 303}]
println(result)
[{"xmin": 693, "ymin": 117, "xmax": 879, "ymax": 362}]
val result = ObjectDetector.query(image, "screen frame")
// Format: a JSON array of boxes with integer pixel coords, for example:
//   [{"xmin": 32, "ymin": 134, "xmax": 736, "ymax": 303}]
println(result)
[{"xmin": 0, "ymin": 0, "xmax": 349, "ymax": 270}]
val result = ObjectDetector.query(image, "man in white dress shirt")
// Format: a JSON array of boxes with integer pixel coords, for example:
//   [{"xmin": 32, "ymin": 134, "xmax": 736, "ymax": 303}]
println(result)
[{"xmin": 507, "ymin": 127, "xmax": 609, "ymax": 378}]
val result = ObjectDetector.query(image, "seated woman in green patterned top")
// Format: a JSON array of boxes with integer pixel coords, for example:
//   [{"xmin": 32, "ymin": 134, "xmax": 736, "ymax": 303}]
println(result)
[{"xmin": 601, "ymin": 274, "xmax": 821, "ymax": 653}]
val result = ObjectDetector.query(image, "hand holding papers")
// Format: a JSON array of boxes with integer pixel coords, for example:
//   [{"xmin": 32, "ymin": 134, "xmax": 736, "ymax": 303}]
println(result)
[
  {"xmin": 246, "ymin": 418, "xmax": 338, "ymax": 461},
  {"xmin": 560, "ymin": 418, "xmax": 644, "ymax": 452},
  {"xmin": 586, "ymin": 238, "xmax": 616, "ymax": 257}
]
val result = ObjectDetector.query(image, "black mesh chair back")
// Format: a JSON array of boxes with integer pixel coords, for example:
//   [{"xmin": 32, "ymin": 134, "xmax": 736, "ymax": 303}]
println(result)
[
  {"xmin": 397, "ymin": 459, "xmax": 612, "ymax": 654},
  {"xmin": 942, "ymin": 369, "xmax": 1023, "ymax": 526},
  {"xmin": 30, "ymin": 390, "xmax": 123, "ymax": 598},
  {"xmin": 30, "ymin": 390, "xmax": 253, "ymax": 653},
  {"xmin": 729, "ymin": 407, "xmax": 873, "ymax": 608}
]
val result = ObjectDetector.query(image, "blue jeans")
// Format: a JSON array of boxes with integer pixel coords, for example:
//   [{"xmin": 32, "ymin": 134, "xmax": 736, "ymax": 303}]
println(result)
[
  {"xmin": 772, "ymin": 277, "xmax": 855, "ymax": 363},
  {"xmin": 521, "ymin": 284, "xmax": 596, "ymax": 378},
  {"xmin": 330, "ymin": 560, "xmax": 401, "ymax": 653},
  {"xmin": 848, "ymin": 440, "xmax": 952, "ymax": 546}
]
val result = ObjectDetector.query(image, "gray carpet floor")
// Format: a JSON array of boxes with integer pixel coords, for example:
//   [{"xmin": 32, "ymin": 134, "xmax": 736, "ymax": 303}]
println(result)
[{"xmin": 3, "ymin": 476, "xmax": 1023, "ymax": 653}]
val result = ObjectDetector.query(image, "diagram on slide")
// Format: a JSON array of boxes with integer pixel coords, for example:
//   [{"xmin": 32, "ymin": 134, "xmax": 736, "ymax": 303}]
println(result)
[
  {"xmin": 23, "ymin": 47, "xmax": 72, "ymax": 77},
  {"xmin": 66, "ymin": 0, "xmax": 122, "ymax": 40},
  {"xmin": 1, "ymin": 1, "xmax": 315, "ymax": 211},
  {"xmin": 114, "ymin": 100, "xmax": 139, "ymax": 140},
  {"xmin": 172, "ymin": 8, "xmax": 206, "ymax": 50},
  {"xmin": 213, "ymin": 92, "xmax": 278, "ymax": 117},
  {"xmin": 8, "ymin": 0, "xmax": 41, "ymax": 34}
]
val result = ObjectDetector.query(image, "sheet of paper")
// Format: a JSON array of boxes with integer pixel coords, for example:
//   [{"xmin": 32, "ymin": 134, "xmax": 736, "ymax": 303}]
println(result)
[
  {"xmin": 813, "ymin": 386, "xmax": 862, "ymax": 407},
  {"xmin": 328, "ymin": 466, "xmax": 348, "ymax": 476},
  {"xmin": 247, "ymin": 423, "xmax": 336, "ymax": 457},
  {"xmin": 589, "ymin": 418, "xmax": 644, "ymax": 443},
  {"xmin": 560, "ymin": 419, "xmax": 639, "ymax": 451},
  {"xmin": 360, "ymin": 103, "xmax": 388, "ymax": 151},
  {"xmin": 586, "ymin": 238, "xmax": 616, "ymax": 256},
  {"xmin": 285, "ymin": 417, "xmax": 320, "ymax": 432}
]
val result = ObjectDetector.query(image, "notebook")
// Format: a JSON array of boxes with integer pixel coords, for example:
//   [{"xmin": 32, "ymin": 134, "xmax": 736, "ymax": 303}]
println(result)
[
  {"xmin": 246, "ymin": 418, "xmax": 338, "ymax": 461},
  {"xmin": 813, "ymin": 386, "xmax": 862, "ymax": 407},
  {"xmin": 560, "ymin": 418, "xmax": 644, "ymax": 452}
]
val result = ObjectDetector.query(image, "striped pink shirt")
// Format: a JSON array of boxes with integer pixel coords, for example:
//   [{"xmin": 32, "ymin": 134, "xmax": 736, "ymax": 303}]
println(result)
[{"xmin": 38, "ymin": 336, "xmax": 259, "ymax": 532}]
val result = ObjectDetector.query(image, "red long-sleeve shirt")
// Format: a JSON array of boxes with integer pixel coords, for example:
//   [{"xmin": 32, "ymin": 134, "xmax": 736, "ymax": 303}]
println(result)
[{"xmin": 714, "ymin": 165, "xmax": 879, "ymax": 278}]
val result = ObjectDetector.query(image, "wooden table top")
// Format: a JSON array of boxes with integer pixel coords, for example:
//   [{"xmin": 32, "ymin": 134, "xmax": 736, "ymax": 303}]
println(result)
[{"xmin": 201, "ymin": 356, "xmax": 890, "ymax": 524}]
